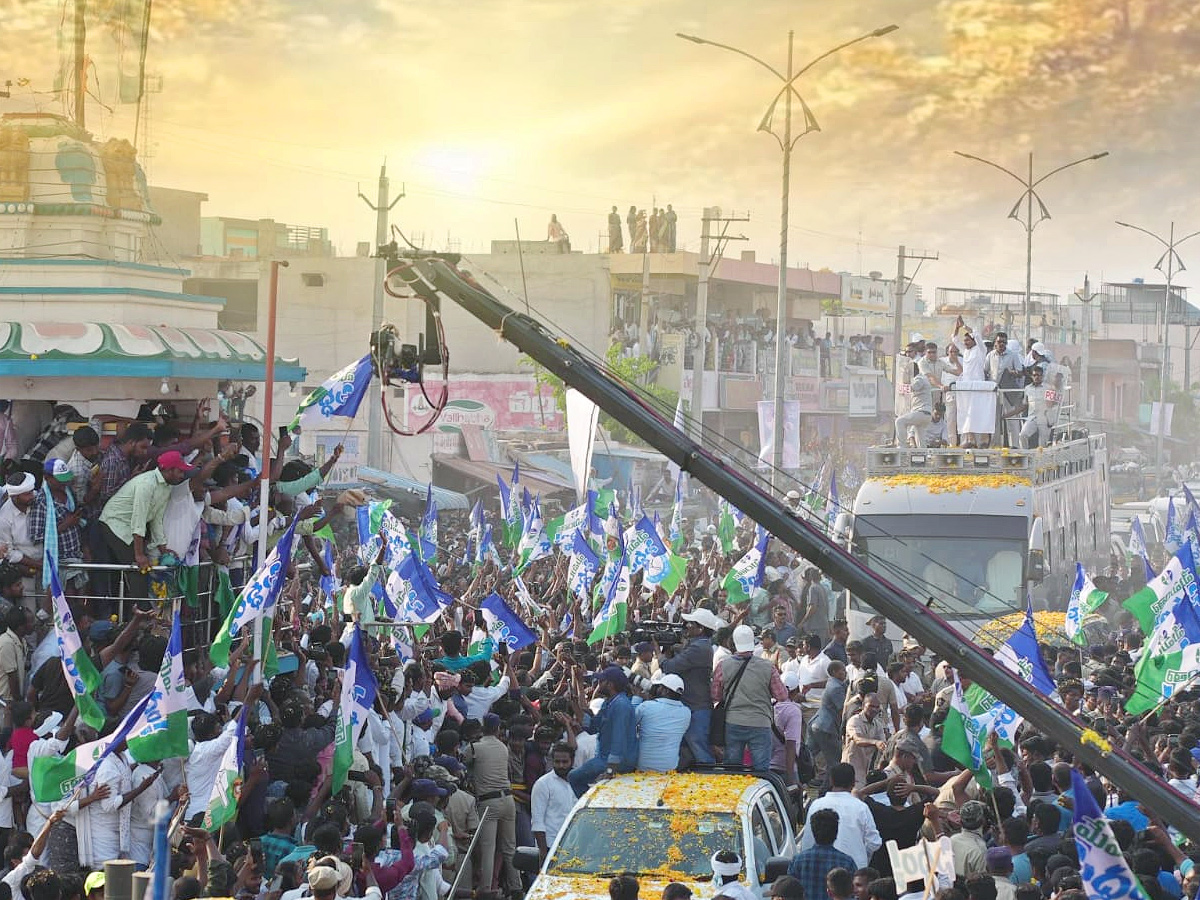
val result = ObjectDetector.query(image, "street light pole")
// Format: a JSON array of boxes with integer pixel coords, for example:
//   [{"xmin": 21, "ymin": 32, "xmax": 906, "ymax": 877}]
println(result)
[
  {"xmin": 955, "ymin": 149, "xmax": 1108, "ymax": 348},
  {"xmin": 678, "ymin": 23, "xmax": 899, "ymax": 493},
  {"xmin": 1117, "ymin": 220, "xmax": 1200, "ymax": 482},
  {"xmin": 771, "ymin": 31, "xmax": 794, "ymax": 492},
  {"xmin": 1073, "ymin": 274, "xmax": 1099, "ymax": 420},
  {"xmin": 1025, "ymin": 152, "xmax": 1034, "ymax": 342}
]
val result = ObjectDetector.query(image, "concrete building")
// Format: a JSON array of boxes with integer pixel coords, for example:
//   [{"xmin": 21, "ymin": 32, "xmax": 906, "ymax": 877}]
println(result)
[
  {"xmin": 201, "ymin": 215, "xmax": 333, "ymax": 259},
  {"xmin": 0, "ymin": 111, "xmax": 302, "ymax": 450}
]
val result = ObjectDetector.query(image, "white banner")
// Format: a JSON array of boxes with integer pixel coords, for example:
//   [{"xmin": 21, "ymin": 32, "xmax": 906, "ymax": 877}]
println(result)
[{"xmin": 566, "ymin": 388, "xmax": 600, "ymax": 505}]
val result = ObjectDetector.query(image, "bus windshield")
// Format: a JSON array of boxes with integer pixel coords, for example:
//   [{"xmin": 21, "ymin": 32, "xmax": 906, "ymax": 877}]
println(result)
[{"xmin": 852, "ymin": 516, "xmax": 1027, "ymax": 617}]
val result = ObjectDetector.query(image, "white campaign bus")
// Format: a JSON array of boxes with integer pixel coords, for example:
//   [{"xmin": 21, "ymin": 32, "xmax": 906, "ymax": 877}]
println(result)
[{"xmin": 839, "ymin": 433, "xmax": 1111, "ymax": 638}]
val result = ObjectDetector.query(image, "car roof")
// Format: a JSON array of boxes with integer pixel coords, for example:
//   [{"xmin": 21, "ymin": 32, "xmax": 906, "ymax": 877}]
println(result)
[{"xmin": 582, "ymin": 772, "xmax": 767, "ymax": 813}]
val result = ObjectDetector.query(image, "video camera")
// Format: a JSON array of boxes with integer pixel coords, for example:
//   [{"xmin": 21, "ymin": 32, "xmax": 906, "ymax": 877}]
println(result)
[{"xmin": 630, "ymin": 621, "xmax": 687, "ymax": 650}]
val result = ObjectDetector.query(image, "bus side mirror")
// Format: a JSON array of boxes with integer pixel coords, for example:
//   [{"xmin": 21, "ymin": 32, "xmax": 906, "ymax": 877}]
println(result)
[
  {"xmin": 1028, "ymin": 517, "xmax": 1045, "ymax": 583},
  {"xmin": 833, "ymin": 512, "xmax": 852, "ymax": 544},
  {"xmin": 1028, "ymin": 550, "xmax": 1046, "ymax": 583}
]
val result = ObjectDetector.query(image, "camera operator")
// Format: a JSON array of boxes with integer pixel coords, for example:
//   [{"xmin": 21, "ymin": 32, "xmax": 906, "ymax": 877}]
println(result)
[{"xmin": 659, "ymin": 607, "xmax": 726, "ymax": 765}]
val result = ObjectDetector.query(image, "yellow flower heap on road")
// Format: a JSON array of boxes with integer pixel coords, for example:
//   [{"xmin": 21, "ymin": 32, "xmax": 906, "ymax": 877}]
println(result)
[{"xmin": 877, "ymin": 473, "xmax": 1031, "ymax": 494}]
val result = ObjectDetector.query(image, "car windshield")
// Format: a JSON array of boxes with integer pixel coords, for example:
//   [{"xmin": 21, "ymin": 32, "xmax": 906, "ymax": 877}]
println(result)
[{"xmin": 547, "ymin": 808, "xmax": 743, "ymax": 879}]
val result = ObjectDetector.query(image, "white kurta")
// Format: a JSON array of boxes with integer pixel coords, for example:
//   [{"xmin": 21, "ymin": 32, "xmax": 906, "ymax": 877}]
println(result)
[
  {"xmin": 75, "ymin": 753, "xmax": 133, "ymax": 868},
  {"xmin": 954, "ymin": 341, "xmax": 996, "ymax": 435},
  {"xmin": 129, "ymin": 760, "xmax": 168, "ymax": 867}
]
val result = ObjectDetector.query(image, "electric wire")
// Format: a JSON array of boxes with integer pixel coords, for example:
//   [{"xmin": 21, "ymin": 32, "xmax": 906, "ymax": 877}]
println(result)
[{"xmin": 453, "ymin": 256, "xmax": 1040, "ymax": 619}]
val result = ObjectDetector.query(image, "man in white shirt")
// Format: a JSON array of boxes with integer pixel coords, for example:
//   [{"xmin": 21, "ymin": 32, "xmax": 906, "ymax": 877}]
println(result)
[
  {"xmin": 185, "ymin": 714, "xmax": 237, "ymax": 823},
  {"xmin": 530, "ymin": 744, "xmax": 576, "ymax": 860},
  {"xmin": 0, "ymin": 474, "xmax": 40, "ymax": 607},
  {"xmin": 799, "ymin": 762, "xmax": 882, "ymax": 868},
  {"xmin": 459, "ymin": 656, "xmax": 514, "ymax": 721},
  {"xmin": 74, "ymin": 743, "xmax": 161, "ymax": 868}
]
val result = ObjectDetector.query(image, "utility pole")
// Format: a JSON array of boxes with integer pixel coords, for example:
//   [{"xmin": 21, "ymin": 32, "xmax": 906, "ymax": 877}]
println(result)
[
  {"xmin": 892, "ymin": 245, "xmax": 938, "ymax": 406},
  {"xmin": 359, "ymin": 163, "xmax": 404, "ymax": 469},
  {"xmin": 74, "ymin": 0, "xmax": 87, "ymax": 128},
  {"xmin": 691, "ymin": 207, "xmax": 748, "ymax": 441},
  {"xmin": 1073, "ymin": 275, "xmax": 1099, "ymax": 419}
]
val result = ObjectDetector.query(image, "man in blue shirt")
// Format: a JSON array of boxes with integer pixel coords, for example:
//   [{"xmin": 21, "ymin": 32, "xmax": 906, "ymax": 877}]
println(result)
[
  {"xmin": 660, "ymin": 607, "xmax": 725, "ymax": 765},
  {"xmin": 788, "ymin": 808, "xmax": 857, "ymax": 900},
  {"xmin": 568, "ymin": 666, "xmax": 638, "ymax": 796},
  {"xmin": 635, "ymin": 674, "xmax": 692, "ymax": 772}
]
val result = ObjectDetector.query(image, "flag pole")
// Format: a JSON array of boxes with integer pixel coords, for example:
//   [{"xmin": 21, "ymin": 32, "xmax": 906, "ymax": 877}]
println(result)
[{"xmin": 253, "ymin": 261, "xmax": 288, "ymax": 685}]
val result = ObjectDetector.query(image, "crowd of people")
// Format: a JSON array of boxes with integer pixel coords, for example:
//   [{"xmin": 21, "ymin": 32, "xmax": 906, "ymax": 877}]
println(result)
[
  {"xmin": 0, "ymin": 404, "xmax": 1191, "ymax": 900},
  {"xmin": 894, "ymin": 318, "xmax": 1072, "ymax": 452}
]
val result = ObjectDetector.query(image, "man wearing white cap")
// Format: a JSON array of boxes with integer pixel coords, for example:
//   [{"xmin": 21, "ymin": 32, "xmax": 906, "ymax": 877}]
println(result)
[
  {"xmin": 634, "ymin": 673, "xmax": 691, "ymax": 772},
  {"xmin": 0, "ymin": 473, "xmax": 41, "ymax": 609},
  {"xmin": 711, "ymin": 625, "xmax": 789, "ymax": 772},
  {"xmin": 661, "ymin": 606, "xmax": 725, "ymax": 765}
]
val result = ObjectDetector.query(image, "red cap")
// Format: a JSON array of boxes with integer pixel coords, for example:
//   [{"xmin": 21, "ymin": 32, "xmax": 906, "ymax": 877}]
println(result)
[{"xmin": 157, "ymin": 450, "xmax": 198, "ymax": 474}]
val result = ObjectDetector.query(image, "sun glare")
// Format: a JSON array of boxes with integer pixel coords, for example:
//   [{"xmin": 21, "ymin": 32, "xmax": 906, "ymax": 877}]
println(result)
[{"xmin": 410, "ymin": 145, "xmax": 492, "ymax": 195}]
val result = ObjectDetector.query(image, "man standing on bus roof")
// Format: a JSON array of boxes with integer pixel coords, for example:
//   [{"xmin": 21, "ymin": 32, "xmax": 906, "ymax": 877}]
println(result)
[
  {"xmin": 986, "ymin": 332, "xmax": 1025, "ymax": 447},
  {"xmin": 950, "ymin": 318, "xmax": 995, "ymax": 448},
  {"xmin": 894, "ymin": 353, "xmax": 933, "ymax": 447},
  {"xmin": 1013, "ymin": 365, "xmax": 1058, "ymax": 450}
]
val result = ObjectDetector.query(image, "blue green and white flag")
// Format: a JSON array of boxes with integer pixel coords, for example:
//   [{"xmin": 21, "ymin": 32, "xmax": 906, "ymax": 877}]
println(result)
[
  {"xmin": 389, "ymin": 552, "xmax": 455, "ymax": 623},
  {"xmin": 516, "ymin": 496, "xmax": 552, "ymax": 573},
  {"xmin": 624, "ymin": 514, "xmax": 668, "ymax": 574},
  {"xmin": 497, "ymin": 464, "xmax": 523, "ymax": 547},
  {"xmin": 941, "ymin": 672, "xmax": 993, "ymax": 790},
  {"xmin": 995, "ymin": 601, "xmax": 1058, "ymax": 696},
  {"xmin": 552, "ymin": 491, "xmax": 595, "ymax": 549},
  {"xmin": 127, "ymin": 608, "xmax": 190, "ymax": 762},
  {"xmin": 722, "ymin": 528, "xmax": 768, "ymax": 603},
  {"xmin": 479, "ymin": 592, "xmax": 537, "ymax": 651},
  {"xmin": 1066, "ymin": 564, "xmax": 1109, "ymax": 646},
  {"xmin": 1166, "ymin": 497, "xmax": 1183, "ymax": 555},
  {"xmin": 31, "ymin": 692, "xmax": 152, "ymax": 803},
  {"xmin": 1129, "ymin": 518, "xmax": 1155, "ymax": 582},
  {"xmin": 1126, "ymin": 592, "xmax": 1200, "ymax": 715},
  {"xmin": 211, "ymin": 513, "xmax": 300, "ymax": 667},
  {"xmin": 48, "ymin": 555, "xmax": 106, "ymax": 730},
  {"xmin": 588, "ymin": 551, "xmax": 629, "ymax": 645},
  {"xmin": 1071, "ymin": 769, "xmax": 1150, "ymax": 900},
  {"xmin": 568, "ymin": 531, "xmax": 601, "ymax": 605},
  {"xmin": 332, "ymin": 624, "xmax": 378, "ymax": 793},
  {"xmin": 288, "ymin": 354, "xmax": 373, "ymax": 433},
  {"xmin": 203, "ymin": 702, "xmax": 248, "ymax": 832},
  {"xmin": 420, "ymin": 484, "xmax": 438, "ymax": 563},
  {"xmin": 1123, "ymin": 543, "xmax": 1199, "ymax": 635}
]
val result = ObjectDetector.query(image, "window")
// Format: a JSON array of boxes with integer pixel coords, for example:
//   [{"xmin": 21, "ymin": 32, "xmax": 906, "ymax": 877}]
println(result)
[
  {"xmin": 758, "ymin": 792, "xmax": 788, "ymax": 855},
  {"xmin": 750, "ymin": 806, "xmax": 773, "ymax": 883}
]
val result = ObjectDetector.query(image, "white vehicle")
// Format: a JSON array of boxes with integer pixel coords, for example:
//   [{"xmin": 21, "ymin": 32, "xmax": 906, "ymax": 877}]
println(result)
[
  {"xmin": 515, "ymin": 770, "xmax": 796, "ymax": 900},
  {"xmin": 840, "ymin": 433, "xmax": 1111, "ymax": 637}
]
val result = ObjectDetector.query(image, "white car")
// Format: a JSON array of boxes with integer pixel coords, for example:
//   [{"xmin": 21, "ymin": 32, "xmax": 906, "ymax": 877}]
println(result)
[{"xmin": 515, "ymin": 770, "xmax": 797, "ymax": 900}]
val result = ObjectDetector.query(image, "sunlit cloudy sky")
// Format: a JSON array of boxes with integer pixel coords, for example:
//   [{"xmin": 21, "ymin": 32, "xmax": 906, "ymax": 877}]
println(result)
[{"xmin": 3, "ymin": 0, "xmax": 1200, "ymax": 302}]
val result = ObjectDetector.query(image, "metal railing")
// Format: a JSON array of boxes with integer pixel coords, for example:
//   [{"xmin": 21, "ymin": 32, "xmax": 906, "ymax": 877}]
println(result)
[{"xmin": 59, "ymin": 556, "xmax": 257, "ymax": 655}]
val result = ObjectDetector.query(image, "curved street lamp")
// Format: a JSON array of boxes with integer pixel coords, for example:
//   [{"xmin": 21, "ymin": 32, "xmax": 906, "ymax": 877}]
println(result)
[
  {"xmin": 678, "ymin": 25, "xmax": 899, "ymax": 492},
  {"xmin": 953, "ymin": 150, "xmax": 1108, "ymax": 346},
  {"xmin": 1115, "ymin": 220, "xmax": 1200, "ymax": 480}
]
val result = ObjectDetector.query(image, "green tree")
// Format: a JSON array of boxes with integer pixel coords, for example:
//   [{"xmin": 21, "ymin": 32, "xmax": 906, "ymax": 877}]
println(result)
[{"xmin": 522, "ymin": 345, "xmax": 678, "ymax": 446}]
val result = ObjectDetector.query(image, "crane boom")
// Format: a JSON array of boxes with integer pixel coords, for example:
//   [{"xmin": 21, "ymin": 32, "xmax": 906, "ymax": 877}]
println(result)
[{"xmin": 390, "ymin": 251, "xmax": 1200, "ymax": 844}]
